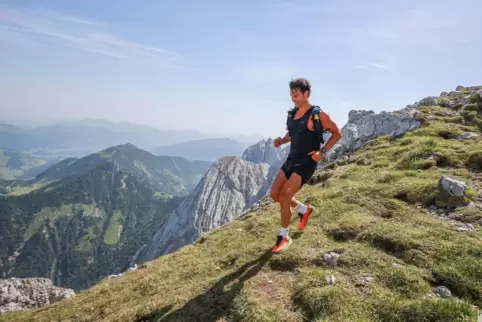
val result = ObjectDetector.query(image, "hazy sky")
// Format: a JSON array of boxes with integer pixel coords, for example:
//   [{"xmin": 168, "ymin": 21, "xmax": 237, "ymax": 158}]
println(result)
[{"xmin": 1, "ymin": 0, "xmax": 481, "ymax": 138}]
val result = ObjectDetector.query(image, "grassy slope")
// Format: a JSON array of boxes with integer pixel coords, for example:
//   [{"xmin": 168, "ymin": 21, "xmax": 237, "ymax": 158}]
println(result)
[{"xmin": 3, "ymin": 104, "xmax": 482, "ymax": 322}]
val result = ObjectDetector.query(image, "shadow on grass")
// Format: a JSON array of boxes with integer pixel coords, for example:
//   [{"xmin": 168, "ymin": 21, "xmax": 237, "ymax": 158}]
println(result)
[{"xmin": 135, "ymin": 250, "xmax": 274, "ymax": 322}]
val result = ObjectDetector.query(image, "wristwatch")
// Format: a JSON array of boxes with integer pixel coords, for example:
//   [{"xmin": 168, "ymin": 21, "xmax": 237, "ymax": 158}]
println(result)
[{"xmin": 321, "ymin": 147, "xmax": 327, "ymax": 154}]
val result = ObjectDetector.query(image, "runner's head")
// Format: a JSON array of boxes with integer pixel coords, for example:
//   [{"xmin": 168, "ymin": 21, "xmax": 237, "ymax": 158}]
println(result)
[{"xmin": 289, "ymin": 78, "xmax": 311, "ymax": 108}]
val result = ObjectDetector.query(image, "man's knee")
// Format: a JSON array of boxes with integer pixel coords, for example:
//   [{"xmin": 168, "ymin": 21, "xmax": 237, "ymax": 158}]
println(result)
[{"xmin": 279, "ymin": 187, "xmax": 293, "ymax": 204}]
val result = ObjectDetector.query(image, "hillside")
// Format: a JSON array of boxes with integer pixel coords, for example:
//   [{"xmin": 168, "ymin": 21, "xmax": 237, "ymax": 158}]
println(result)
[
  {"xmin": 154, "ymin": 138, "xmax": 249, "ymax": 162},
  {"xmin": 0, "ymin": 149, "xmax": 58, "ymax": 181},
  {"xmin": 33, "ymin": 143, "xmax": 212, "ymax": 197},
  {"xmin": 0, "ymin": 162, "xmax": 182, "ymax": 291},
  {"xmin": 3, "ymin": 86, "xmax": 482, "ymax": 321}
]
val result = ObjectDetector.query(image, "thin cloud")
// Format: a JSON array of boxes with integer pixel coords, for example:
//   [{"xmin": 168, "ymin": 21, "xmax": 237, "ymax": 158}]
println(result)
[
  {"xmin": 0, "ymin": 4, "xmax": 189, "ymax": 68},
  {"xmin": 355, "ymin": 62, "xmax": 390, "ymax": 71}
]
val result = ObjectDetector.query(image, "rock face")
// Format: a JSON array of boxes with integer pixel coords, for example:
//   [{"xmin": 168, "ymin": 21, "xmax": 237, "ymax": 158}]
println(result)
[
  {"xmin": 242, "ymin": 138, "xmax": 288, "ymax": 168},
  {"xmin": 323, "ymin": 108, "xmax": 422, "ymax": 164},
  {"xmin": 131, "ymin": 139, "xmax": 287, "ymax": 265},
  {"xmin": 0, "ymin": 277, "xmax": 75, "ymax": 314}
]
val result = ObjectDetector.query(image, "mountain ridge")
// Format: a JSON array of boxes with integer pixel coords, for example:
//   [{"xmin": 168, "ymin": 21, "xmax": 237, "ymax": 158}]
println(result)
[{"xmin": 31, "ymin": 143, "xmax": 212, "ymax": 197}]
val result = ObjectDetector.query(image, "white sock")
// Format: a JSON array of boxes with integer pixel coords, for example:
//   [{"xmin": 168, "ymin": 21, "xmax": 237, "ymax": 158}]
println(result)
[
  {"xmin": 279, "ymin": 227, "xmax": 289, "ymax": 237},
  {"xmin": 295, "ymin": 202, "xmax": 308, "ymax": 214}
]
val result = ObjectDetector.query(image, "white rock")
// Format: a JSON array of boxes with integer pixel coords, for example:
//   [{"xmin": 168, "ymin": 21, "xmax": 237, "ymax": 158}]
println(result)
[
  {"xmin": 439, "ymin": 176, "xmax": 466, "ymax": 197},
  {"xmin": 434, "ymin": 286, "xmax": 452, "ymax": 298},
  {"xmin": 323, "ymin": 252, "xmax": 340, "ymax": 265},
  {"xmin": 325, "ymin": 275, "xmax": 336, "ymax": 285},
  {"xmin": 456, "ymin": 132, "xmax": 480, "ymax": 140},
  {"xmin": 0, "ymin": 278, "xmax": 74, "ymax": 314}
]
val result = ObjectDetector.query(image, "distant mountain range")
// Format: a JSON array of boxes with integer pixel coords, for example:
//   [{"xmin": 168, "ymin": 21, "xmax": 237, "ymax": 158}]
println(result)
[
  {"xmin": 0, "ymin": 119, "xmax": 264, "ymax": 160},
  {"xmin": 154, "ymin": 138, "xmax": 250, "ymax": 161}
]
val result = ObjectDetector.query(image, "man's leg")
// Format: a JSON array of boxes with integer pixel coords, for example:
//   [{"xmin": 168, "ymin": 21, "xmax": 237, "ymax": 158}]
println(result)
[
  {"xmin": 271, "ymin": 167, "xmax": 309, "ymax": 213},
  {"xmin": 270, "ymin": 170, "xmax": 287, "ymax": 203},
  {"xmin": 272, "ymin": 173, "xmax": 302, "ymax": 253},
  {"xmin": 279, "ymin": 173, "xmax": 302, "ymax": 229},
  {"xmin": 295, "ymin": 164, "xmax": 317, "ymax": 230}
]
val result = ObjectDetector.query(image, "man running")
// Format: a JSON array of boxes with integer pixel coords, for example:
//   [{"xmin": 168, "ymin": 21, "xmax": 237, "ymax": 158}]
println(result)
[{"xmin": 270, "ymin": 78, "xmax": 342, "ymax": 253}]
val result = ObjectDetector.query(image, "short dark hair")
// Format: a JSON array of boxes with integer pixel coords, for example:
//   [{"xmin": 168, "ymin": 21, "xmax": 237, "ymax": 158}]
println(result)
[{"xmin": 289, "ymin": 78, "xmax": 311, "ymax": 96}]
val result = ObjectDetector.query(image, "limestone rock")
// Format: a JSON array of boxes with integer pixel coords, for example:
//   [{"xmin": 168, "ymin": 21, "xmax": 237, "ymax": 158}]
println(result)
[
  {"xmin": 0, "ymin": 277, "xmax": 74, "ymax": 314},
  {"xmin": 323, "ymin": 109, "xmax": 421, "ymax": 164},
  {"xmin": 325, "ymin": 275, "xmax": 336, "ymax": 285},
  {"xmin": 242, "ymin": 138, "xmax": 288, "ymax": 168},
  {"xmin": 439, "ymin": 176, "xmax": 466, "ymax": 198},
  {"xmin": 456, "ymin": 132, "xmax": 480, "ymax": 140},
  {"xmin": 323, "ymin": 252, "xmax": 340, "ymax": 265},
  {"xmin": 434, "ymin": 286, "xmax": 452, "ymax": 298},
  {"xmin": 436, "ymin": 175, "xmax": 467, "ymax": 207},
  {"xmin": 418, "ymin": 96, "xmax": 438, "ymax": 106}
]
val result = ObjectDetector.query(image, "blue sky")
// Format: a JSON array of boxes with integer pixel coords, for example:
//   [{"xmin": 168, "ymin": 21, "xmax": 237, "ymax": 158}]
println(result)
[{"xmin": 1, "ymin": 0, "xmax": 481, "ymax": 138}]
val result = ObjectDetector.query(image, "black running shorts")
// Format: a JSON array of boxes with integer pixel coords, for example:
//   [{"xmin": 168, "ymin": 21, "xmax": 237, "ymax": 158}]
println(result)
[{"xmin": 281, "ymin": 156, "xmax": 318, "ymax": 188}]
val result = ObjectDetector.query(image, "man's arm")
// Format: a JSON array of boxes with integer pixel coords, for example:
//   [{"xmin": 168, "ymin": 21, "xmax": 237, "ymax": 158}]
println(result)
[{"xmin": 319, "ymin": 111, "xmax": 342, "ymax": 152}]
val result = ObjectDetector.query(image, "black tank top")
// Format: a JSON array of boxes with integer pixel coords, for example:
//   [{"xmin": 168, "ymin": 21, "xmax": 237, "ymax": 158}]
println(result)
[{"xmin": 286, "ymin": 106, "xmax": 321, "ymax": 159}]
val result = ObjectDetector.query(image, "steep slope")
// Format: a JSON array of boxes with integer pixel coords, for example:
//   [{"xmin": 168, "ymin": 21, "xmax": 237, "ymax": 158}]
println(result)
[
  {"xmin": 130, "ymin": 139, "xmax": 288, "ymax": 265},
  {"xmin": 0, "ymin": 162, "xmax": 182, "ymax": 291},
  {"xmin": 4, "ymin": 85, "xmax": 482, "ymax": 322},
  {"xmin": 154, "ymin": 138, "xmax": 248, "ymax": 161},
  {"xmin": 0, "ymin": 149, "xmax": 58, "ymax": 181},
  {"xmin": 33, "ymin": 143, "xmax": 212, "ymax": 197}
]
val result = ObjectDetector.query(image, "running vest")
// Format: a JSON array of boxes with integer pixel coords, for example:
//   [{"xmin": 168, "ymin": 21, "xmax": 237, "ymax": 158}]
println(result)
[{"xmin": 286, "ymin": 105, "xmax": 325, "ymax": 158}]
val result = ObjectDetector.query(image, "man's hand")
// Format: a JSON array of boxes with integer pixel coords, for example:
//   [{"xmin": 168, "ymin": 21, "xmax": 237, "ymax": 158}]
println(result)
[
  {"xmin": 308, "ymin": 150, "xmax": 324, "ymax": 162},
  {"xmin": 274, "ymin": 137, "xmax": 283, "ymax": 148}
]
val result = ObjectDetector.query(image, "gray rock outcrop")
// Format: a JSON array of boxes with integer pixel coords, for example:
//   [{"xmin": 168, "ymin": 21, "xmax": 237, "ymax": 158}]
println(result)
[
  {"xmin": 131, "ymin": 139, "xmax": 287, "ymax": 265},
  {"xmin": 242, "ymin": 138, "xmax": 288, "ymax": 167},
  {"xmin": 323, "ymin": 108, "xmax": 421, "ymax": 164},
  {"xmin": 0, "ymin": 277, "xmax": 75, "ymax": 314}
]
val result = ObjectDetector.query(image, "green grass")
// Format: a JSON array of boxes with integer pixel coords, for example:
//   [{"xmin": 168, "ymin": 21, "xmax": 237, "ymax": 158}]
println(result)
[
  {"xmin": 3, "ymin": 105, "xmax": 482, "ymax": 321},
  {"xmin": 103, "ymin": 210, "xmax": 123, "ymax": 245}
]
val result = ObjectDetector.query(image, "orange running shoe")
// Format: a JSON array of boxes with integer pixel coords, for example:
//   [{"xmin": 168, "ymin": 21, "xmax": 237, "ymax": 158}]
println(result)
[
  {"xmin": 272, "ymin": 235, "xmax": 293, "ymax": 253},
  {"xmin": 297, "ymin": 205, "xmax": 314, "ymax": 230}
]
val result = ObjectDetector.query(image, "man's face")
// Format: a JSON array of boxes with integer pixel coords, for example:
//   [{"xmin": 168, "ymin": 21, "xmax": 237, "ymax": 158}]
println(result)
[{"xmin": 290, "ymin": 89, "xmax": 308, "ymax": 107}]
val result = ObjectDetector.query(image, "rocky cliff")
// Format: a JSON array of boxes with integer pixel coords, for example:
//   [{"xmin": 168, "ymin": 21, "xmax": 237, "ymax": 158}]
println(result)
[
  {"xmin": 0, "ymin": 277, "xmax": 74, "ymax": 314},
  {"xmin": 323, "ymin": 108, "xmax": 422, "ymax": 164},
  {"xmin": 131, "ymin": 139, "xmax": 287, "ymax": 265}
]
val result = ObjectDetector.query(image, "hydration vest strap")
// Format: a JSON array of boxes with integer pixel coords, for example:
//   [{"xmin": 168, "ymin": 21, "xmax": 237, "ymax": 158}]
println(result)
[{"xmin": 311, "ymin": 105, "xmax": 326, "ymax": 144}]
